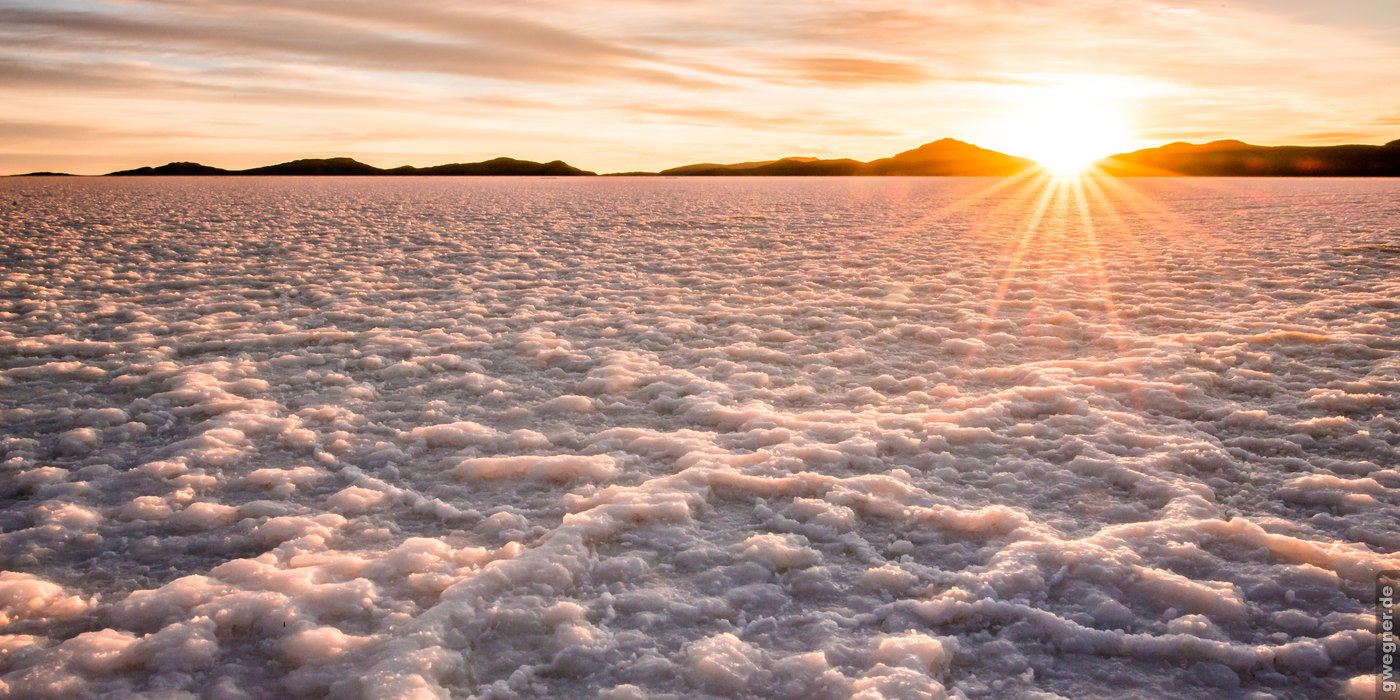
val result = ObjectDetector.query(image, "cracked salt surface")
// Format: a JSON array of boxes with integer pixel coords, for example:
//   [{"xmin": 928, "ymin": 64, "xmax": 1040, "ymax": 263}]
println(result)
[{"xmin": 0, "ymin": 175, "xmax": 1397, "ymax": 699}]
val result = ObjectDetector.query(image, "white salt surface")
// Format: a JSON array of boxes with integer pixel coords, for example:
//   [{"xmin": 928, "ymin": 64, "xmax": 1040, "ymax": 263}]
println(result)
[{"xmin": 0, "ymin": 175, "xmax": 1397, "ymax": 698}]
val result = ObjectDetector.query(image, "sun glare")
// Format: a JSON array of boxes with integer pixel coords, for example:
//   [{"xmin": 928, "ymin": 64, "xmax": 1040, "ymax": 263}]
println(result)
[{"xmin": 986, "ymin": 78, "xmax": 1139, "ymax": 175}]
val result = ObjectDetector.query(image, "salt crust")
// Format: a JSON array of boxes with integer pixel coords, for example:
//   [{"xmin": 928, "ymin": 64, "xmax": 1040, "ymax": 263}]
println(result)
[{"xmin": 1, "ymin": 178, "xmax": 1397, "ymax": 697}]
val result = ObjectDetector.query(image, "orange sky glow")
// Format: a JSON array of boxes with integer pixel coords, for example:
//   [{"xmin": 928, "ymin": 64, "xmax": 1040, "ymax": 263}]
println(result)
[{"xmin": 3, "ymin": 0, "xmax": 1399, "ymax": 174}]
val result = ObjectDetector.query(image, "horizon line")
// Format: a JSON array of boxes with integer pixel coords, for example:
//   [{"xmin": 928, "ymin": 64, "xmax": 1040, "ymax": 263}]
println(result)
[{"xmin": 7, "ymin": 136, "xmax": 1400, "ymax": 178}]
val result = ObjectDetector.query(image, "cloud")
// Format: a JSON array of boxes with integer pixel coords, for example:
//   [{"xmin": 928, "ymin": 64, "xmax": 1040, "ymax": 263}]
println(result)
[
  {"xmin": 0, "ymin": 4, "xmax": 719, "ymax": 88},
  {"xmin": 1291, "ymin": 130, "xmax": 1388, "ymax": 144},
  {"xmin": 775, "ymin": 57, "xmax": 933, "ymax": 86},
  {"xmin": 615, "ymin": 103, "xmax": 903, "ymax": 138},
  {"xmin": 0, "ymin": 121, "xmax": 102, "ymax": 141},
  {"xmin": 0, "ymin": 120, "xmax": 222, "ymax": 145},
  {"xmin": 0, "ymin": 55, "xmax": 581, "ymax": 116}
]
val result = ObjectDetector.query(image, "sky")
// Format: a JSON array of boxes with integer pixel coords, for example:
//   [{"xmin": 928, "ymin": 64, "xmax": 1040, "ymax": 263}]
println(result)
[{"xmin": 3, "ymin": 0, "xmax": 1400, "ymax": 174}]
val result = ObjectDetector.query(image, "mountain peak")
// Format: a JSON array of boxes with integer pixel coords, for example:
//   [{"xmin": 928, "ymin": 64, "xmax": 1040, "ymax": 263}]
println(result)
[
  {"xmin": 1202, "ymin": 139, "xmax": 1251, "ymax": 149},
  {"xmin": 864, "ymin": 139, "xmax": 1033, "ymax": 176},
  {"xmin": 108, "ymin": 161, "xmax": 231, "ymax": 176}
]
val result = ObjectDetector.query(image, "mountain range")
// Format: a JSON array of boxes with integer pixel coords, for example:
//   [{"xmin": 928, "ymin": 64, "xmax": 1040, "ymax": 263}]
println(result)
[
  {"xmin": 623, "ymin": 139, "xmax": 1034, "ymax": 176},
  {"xmin": 105, "ymin": 156, "xmax": 595, "ymax": 177},
  {"xmin": 11, "ymin": 138, "xmax": 1400, "ymax": 177},
  {"xmin": 1097, "ymin": 139, "xmax": 1400, "ymax": 176}
]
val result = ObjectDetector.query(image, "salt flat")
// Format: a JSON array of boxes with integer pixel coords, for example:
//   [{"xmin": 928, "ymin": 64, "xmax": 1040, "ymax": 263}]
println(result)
[{"xmin": 1, "ymin": 176, "xmax": 1397, "ymax": 699}]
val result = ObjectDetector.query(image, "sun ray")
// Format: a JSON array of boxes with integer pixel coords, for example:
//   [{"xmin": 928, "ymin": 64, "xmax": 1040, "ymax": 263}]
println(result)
[
  {"xmin": 860, "ymin": 165, "xmax": 1052, "ymax": 250},
  {"xmin": 1088, "ymin": 173, "xmax": 1239, "ymax": 255},
  {"xmin": 978, "ymin": 174, "xmax": 1059, "ymax": 341},
  {"xmin": 1067, "ymin": 174, "xmax": 1128, "ymax": 353}
]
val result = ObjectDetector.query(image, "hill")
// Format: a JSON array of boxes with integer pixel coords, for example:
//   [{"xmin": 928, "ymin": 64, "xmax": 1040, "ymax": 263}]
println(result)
[
  {"xmin": 103, "ymin": 157, "xmax": 596, "ymax": 177},
  {"xmin": 659, "ymin": 156, "xmax": 826, "ymax": 176},
  {"xmin": 645, "ymin": 139, "xmax": 1033, "ymax": 176},
  {"xmin": 659, "ymin": 157, "xmax": 864, "ymax": 176},
  {"xmin": 239, "ymin": 157, "xmax": 380, "ymax": 176},
  {"xmin": 394, "ymin": 158, "xmax": 593, "ymax": 176},
  {"xmin": 861, "ymin": 138, "xmax": 1033, "ymax": 176},
  {"xmin": 1097, "ymin": 139, "xmax": 1400, "ymax": 176},
  {"xmin": 109, "ymin": 162, "xmax": 232, "ymax": 176}
]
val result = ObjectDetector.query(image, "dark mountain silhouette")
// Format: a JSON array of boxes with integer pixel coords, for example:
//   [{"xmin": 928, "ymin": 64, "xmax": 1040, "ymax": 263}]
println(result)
[
  {"xmin": 1097, "ymin": 139, "xmax": 1400, "ymax": 176},
  {"xmin": 657, "ymin": 157, "xmax": 853, "ymax": 176},
  {"xmin": 661, "ymin": 157, "xmax": 864, "ymax": 176},
  {"xmin": 42, "ymin": 137, "xmax": 1400, "ymax": 178},
  {"xmin": 8, "ymin": 171, "xmax": 78, "ymax": 177},
  {"xmin": 862, "ymin": 138, "xmax": 1033, "ymax": 176},
  {"xmin": 393, "ymin": 158, "xmax": 593, "ymax": 176},
  {"xmin": 645, "ymin": 139, "xmax": 1033, "ymax": 176},
  {"xmin": 240, "ymin": 157, "xmax": 380, "ymax": 176},
  {"xmin": 109, "ymin": 161, "xmax": 232, "ymax": 176},
  {"xmin": 103, "ymin": 156, "xmax": 595, "ymax": 177},
  {"xmin": 657, "ymin": 157, "xmax": 821, "ymax": 176}
]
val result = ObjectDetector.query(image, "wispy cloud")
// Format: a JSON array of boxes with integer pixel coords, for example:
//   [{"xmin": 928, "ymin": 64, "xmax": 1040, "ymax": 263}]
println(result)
[
  {"xmin": 0, "ymin": 4, "xmax": 717, "ymax": 87},
  {"xmin": 774, "ymin": 57, "xmax": 934, "ymax": 86}
]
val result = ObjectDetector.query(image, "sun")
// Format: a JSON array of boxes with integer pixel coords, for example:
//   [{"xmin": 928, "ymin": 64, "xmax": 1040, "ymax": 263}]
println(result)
[{"xmin": 984, "ymin": 78, "xmax": 1140, "ymax": 175}]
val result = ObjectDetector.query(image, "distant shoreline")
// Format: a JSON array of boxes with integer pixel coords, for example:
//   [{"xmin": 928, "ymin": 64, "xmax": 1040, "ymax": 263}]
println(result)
[{"xmin": 10, "ymin": 137, "xmax": 1400, "ymax": 178}]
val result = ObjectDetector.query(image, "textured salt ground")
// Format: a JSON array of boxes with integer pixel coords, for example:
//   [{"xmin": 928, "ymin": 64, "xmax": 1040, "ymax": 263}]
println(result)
[{"xmin": 0, "ymin": 176, "xmax": 1398, "ymax": 699}]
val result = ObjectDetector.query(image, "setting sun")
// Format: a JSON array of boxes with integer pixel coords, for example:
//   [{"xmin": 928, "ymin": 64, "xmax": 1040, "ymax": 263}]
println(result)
[{"xmin": 984, "ymin": 79, "xmax": 1141, "ymax": 175}]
